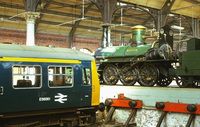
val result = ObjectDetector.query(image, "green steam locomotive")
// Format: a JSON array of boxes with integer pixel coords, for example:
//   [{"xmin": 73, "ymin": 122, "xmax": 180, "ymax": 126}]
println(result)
[
  {"xmin": 94, "ymin": 25, "xmax": 175, "ymax": 87},
  {"xmin": 95, "ymin": 24, "xmax": 200, "ymax": 88}
]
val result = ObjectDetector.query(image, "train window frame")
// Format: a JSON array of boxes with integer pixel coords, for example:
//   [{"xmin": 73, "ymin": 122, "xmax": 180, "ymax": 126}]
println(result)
[
  {"xmin": 48, "ymin": 65, "xmax": 74, "ymax": 88},
  {"xmin": 82, "ymin": 68, "xmax": 91, "ymax": 86},
  {"xmin": 12, "ymin": 65, "xmax": 42, "ymax": 89}
]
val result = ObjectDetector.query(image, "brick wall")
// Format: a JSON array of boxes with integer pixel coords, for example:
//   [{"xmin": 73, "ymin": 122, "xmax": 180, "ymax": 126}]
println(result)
[{"xmin": 0, "ymin": 28, "xmax": 126, "ymax": 52}]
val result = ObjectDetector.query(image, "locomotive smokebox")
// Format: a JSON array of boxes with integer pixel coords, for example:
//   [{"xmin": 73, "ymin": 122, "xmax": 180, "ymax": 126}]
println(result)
[
  {"xmin": 146, "ymin": 44, "xmax": 172, "ymax": 60},
  {"xmin": 146, "ymin": 48, "xmax": 164, "ymax": 60},
  {"xmin": 132, "ymin": 25, "xmax": 146, "ymax": 46}
]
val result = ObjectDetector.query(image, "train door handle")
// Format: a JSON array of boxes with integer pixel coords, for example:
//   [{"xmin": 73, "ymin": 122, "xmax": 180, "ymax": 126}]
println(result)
[
  {"xmin": 92, "ymin": 84, "xmax": 95, "ymax": 92},
  {"xmin": 0, "ymin": 86, "xmax": 3, "ymax": 96}
]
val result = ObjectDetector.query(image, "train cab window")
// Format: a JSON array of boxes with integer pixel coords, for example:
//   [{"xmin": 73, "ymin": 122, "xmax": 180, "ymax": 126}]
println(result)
[
  {"xmin": 48, "ymin": 66, "xmax": 73, "ymax": 87},
  {"xmin": 13, "ymin": 65, "xmax": 42, "ymax": 88},
  {"xmin": 82, "ymin": 68, "xmax": 91, "ymax": 85}
]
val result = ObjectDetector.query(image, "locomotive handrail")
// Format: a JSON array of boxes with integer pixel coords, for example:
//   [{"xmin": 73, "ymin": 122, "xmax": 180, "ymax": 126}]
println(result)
[{"xmin": 151, "ymin": 40, "xmax": 158, "ymax": 48}]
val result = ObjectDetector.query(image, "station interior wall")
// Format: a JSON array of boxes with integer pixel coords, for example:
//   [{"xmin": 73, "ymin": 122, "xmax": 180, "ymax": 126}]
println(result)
[{"xmin": 0, "ymin": 28, "xmax": 126, "ymax": 52}]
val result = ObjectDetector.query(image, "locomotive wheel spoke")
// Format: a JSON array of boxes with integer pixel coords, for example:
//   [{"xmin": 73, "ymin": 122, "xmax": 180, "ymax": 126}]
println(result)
[
  {"xmin": 138, "ymin": 64, "xmax": 159, "ymax": 86},
  {"xmin": 157, "ymin": 74, "xmax": 172, "ymax": 87},
  {"xmin": 176, "ymin": 76, "xmax": 191, "ymax": 88},
  {"xmin": 103, "ymin": 64, "xmax": 119, "ymax": 85},
  {"xmin": 119, "ymin": 64, "xmax": 138, "ymax": 86}
]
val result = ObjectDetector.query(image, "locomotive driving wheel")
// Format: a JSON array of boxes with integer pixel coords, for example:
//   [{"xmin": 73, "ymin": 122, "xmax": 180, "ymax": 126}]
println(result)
[
  {"xmin": 103, "ymin": 64, "xmax": 119, "ymax": 85},
  {"xmin": 176, "ymin": 76, "xmax": 191, "ymax": 88},
  {"xmin": 157, "ymin": 74, "xmax": 172, "ymax": 87},
  {"xmin": 119, "ymin": 64, "xmax": 138, "ymax": 86},
  {"xmin": 138, "ymin": 64, "xmax": 159, "ymax": 86}
]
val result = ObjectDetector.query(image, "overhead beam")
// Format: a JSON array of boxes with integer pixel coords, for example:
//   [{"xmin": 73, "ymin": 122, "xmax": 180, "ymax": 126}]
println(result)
[
  {"xmin": 0, "ymin": 1, "xmax": 24, "ymax": 9},
  {"xmin": 39, "ymin": 20, "xmax": 131, "ymax": 34},
  {"xmin": 35, "ymin": 0, "xmax": 52, "ymax": 31},
  {"xmin": 68, "ymin": 3, "xmax": 95, "ymax": 48},
  {"xmin": 43, "ymin": 0, "xmax": 99, "ymax": 12},
  {"xmin": 0, "ymin": 1, "xmax": 191, "ymax": 31},
  {"xmin": 181, "ymin": 30, "xmax": 192, "ymax": 40},
  {"xmin": 113, "ymin": 8, "xmax": 128, "ymax": 22},
  {"xmin": 0, "ymin": 14, "xmax": 25, "ymax": 21},
  {"xmin": 184, "ymin": 0, "xmax": 200, "ymax": 4},
  {"xmin": 0, "ymin": 1, "xmax": 156, "ymax": 25},
  {"xmin": 142, "ymin": 16, "xmax": 152, "ymax": 26},
  {"xmin": 22, "ymin": 0, "xmax": 25, "ymax": 5}
]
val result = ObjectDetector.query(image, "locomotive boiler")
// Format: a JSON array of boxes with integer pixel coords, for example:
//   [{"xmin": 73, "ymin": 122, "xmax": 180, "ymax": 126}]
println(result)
[{"xmin": 94, "ymin": 25, "xmax": 175, "ymax": 87}]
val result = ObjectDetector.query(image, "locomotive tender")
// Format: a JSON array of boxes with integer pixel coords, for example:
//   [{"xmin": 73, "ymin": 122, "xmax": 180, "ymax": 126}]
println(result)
[
  {"xmin": 0, "ymin": 44, "xmax": 102, "ymax": 126},
  {"xmin": 95, "ymin": 25, "xmax": 176, "ymax": 87},
  {"xmin": 176, "ymin": 38, "xmax": 200, "ymax": 88}
]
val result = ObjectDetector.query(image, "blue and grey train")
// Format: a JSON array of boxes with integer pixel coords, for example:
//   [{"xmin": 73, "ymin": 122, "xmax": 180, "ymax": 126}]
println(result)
[{"xmin": 0, "ymin": 44, "xmax": 103, "ymax": 126}]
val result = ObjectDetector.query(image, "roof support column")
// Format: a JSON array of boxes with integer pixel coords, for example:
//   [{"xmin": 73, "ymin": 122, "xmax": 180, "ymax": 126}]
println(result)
[
  {"xmin": 23, "ymin": 0, "xmax": 40, "ymax": 46},
  {"xmin": 90, "ymin": 0, "xmax": 118, "ymax": 48},
  {"xmin": 24, "ymin": 12, "xmax": 40, "ymax": 46},
  {"xmin": 193, "ymin": 18, "xmax": 199, "ymax": 38},
  {"xmin": 156, "ymin": 0, "xmax": 175, "ymax": 30}
]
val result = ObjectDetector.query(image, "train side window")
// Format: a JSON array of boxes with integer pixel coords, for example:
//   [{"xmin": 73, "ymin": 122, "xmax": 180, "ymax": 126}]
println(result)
[
  {"xmin": 13, "ymin": 65, "xmax": 42, "ymax": 88},
  {"xmin": 82, "ymin": 68, "xmax": 91, "ymax": 85},
  {"xmin": 48, "ymin": 66, "xmax": 73, "ymax": 87}
]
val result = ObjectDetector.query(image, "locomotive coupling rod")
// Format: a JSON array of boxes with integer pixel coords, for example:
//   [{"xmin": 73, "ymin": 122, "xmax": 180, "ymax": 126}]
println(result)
[
  {"xmin": 156, "ymin": 111, "xmax": 168, "ymax": 127},
  {"xmin": 124, "ymin": 109, "xmax": 137, "ymax": 127}
]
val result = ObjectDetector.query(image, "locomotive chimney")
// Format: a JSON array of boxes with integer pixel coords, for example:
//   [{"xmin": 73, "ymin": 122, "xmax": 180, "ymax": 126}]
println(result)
[{"xmin": 131, "ymin": 25, "xmax": 146, "ymax": 46}]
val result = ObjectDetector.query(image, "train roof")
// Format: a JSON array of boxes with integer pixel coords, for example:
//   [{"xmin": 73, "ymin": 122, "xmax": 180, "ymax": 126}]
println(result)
[{"xmin": 0, "ymin": 44, "xmax": 94, "ymax": 61}]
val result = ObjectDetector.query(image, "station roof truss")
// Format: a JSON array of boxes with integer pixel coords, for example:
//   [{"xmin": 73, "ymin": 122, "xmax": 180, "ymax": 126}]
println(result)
[{"xmin": 0, "ymin": 0, "xmax": 199, "ymax": 46}]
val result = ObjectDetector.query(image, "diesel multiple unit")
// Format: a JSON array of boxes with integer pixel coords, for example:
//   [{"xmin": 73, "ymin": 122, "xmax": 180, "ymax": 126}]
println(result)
[{"xmin": 0, "ymin": 44, "xmax": 102, "ymax": 126}]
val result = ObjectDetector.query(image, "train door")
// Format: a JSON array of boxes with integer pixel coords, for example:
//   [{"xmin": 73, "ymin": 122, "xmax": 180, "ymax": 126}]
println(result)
[
  {"xmin": 81, "ymin": 62, "xmax": 92, "ymax": 106},
  {"xmin": 47, "ymin": 65, "xmax": 81, "ymax": 108}
]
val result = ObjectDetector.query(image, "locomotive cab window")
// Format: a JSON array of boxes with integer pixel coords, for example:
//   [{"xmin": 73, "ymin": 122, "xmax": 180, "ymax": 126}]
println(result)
[
  {"xmin": 82, "ymin": 68, "xmax": 91, "ymax": 85},
  {"xmin": 48, "ymin": 66, "xmax": 73, "ymax": 87},
  {"xmin": 13, "ymin": 65, "xmax": 42, "ymax": 88}
]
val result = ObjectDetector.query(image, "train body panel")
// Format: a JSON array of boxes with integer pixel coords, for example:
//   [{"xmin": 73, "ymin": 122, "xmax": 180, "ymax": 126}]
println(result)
[
  {"xmin": 176, "ymin": 50, "xmax": 200, "ymax": 76},
  {"xmin": 0, "ymin": 44, "xmax": 101, "ymax": 117},
  {"xmin": 175, "ymin": 38, "xmax": 200, "ymax": 88},
  {"xmin": 0, "ymin": 59, "xmax": 91, "ymax": 114},
  {"xmin": 97, "ymin": 44, "xmax": 153, "ymax": 63},
  {"xmin": 91, "ymin": 60, "xmax": 100, "ymax": 106}
]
